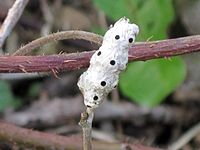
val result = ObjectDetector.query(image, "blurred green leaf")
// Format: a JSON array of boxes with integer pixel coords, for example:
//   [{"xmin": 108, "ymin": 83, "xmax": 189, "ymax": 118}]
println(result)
[
  {"xmin": 91, "ymin": 26, "xmax": 106, "ymax": 36},
  {"xmin": 93, "ymin": 0, "xmax": 132, "ymax": 22},
  {"xmin": 93, "ymin": 0, "xmax": 174, "ymax": 40},
  {"xmin": 119, "ymin": 58, "xmax": 186, "ymax": 107},
  {"xmin": 28, "ymin": 82, "xmax": 41, "ymax": 98},
  {"xmin": 0, "ymin": 81, "xmax": 21, "ymax": 112},
  {"xmin": 93, "ymin": 0, "xmax": 186, "ymax": 107}
]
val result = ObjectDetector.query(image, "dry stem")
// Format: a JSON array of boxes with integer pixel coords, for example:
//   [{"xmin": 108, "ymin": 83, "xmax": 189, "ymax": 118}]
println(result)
[
  {"xmin": 0, "ymin": 121, "xmax": 82, "ymax": 150},
  {"xmin": 40, "ymin": 0, "xmax": 54, "ymax": 36},
  {"xmin": 13, "ymin": 30, "xmax": 103, "ymax": 56},
  {"xmin": 169, "ymin": 121, "xmax": 200, "ymax": 150},
  {"xmin": 79, "ymin": 107, "xmax": 94, "ymax": 150},
  {"xmin": 0, "ymin": 121, "xmax": 161, "ymax": 150},
  {"xmin": 0, "ymin": 0, "xmax": 29, "ymax": 51}
]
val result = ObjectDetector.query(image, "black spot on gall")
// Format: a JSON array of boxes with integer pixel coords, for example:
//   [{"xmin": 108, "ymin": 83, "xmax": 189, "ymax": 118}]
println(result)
[
  {"xmin": 129, "ymin": 38, "xmax": 133, "ymax": 43},
  {"xmin": 115, "ymin": 35, "xmax": 120, "ymax": 40},
  {"xmin": 101, "ymin": 81, "xmax": 106, "ymax": 86},
  {"xmin": 110, "ymin": 60, "xmax": 115, "ymax": 65},
  {"xmin": 93, "ymin": 96, "xmax": 98, "ymax": 100},
  {"xmin": 97, "ymin": 51, "xmax": 101, "ymax": 56}
]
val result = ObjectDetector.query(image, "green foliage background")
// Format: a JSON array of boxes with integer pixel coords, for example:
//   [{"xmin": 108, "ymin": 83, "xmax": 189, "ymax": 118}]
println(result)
[
  {"xmin": 0, "ymin": 81, "xmax": 21, "ymax": 112},
  {"xmin": 93, "ymin": 0, "xmax": 186, "ymax": 107}
]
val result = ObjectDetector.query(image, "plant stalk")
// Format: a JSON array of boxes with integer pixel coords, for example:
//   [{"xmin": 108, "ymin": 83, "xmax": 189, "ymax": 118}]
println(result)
[
  {"xmin": 79, "ymin": 107, "xmax": 94, "ymax": 150},
  {"xmin": 0, "ymin": 35, "xmax": 199, "ymax": 73}
]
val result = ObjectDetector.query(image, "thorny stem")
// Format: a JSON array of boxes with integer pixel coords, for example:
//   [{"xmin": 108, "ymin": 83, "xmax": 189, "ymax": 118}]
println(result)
[
  {"xmin": 0, "ymin": 0, "xmax": 29, "ymax": 51},
  {"xmin": 13, "ymin": 30, "xmax": 103, "ymax": 56},
  {"xmin": 79, "ymin": 107, "xmax": 94, "ymax": 150},
  {"xmin": 0, "ymin": 35, "xmax": 200, "ymax": 73}
]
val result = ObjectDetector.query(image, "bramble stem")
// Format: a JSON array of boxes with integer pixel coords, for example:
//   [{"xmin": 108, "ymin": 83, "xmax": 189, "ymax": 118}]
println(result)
[
  {"xmin": 13, "ymin": 30, "xmax": 102, "ymax": 56},
  {"xmin": 0, "ymin": 35, "xmax": 199, "ymax": 73}
]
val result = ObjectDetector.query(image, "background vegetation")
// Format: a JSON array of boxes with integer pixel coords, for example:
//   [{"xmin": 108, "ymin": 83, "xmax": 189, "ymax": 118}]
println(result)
[{"xmin": 0, "ymin": 0, "xmax": 200, "ymax": 149}]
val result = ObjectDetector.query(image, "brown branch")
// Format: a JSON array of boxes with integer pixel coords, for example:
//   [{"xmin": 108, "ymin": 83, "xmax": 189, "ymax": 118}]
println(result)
[
  {"xmin": 13, "ymin": 30, "xmax": 103, "ymax": 56},
  {"xmin": 0, "ymin": 121, "xmax": 162, "ymax": 150},
  {"xmin": 79, "ymin": 108, "xmax": 94, "ymax": 150},
  {"xmin": 0, "ymin": 35, "xmax": 199, "ymax": 73},
  {"xmin": 0, "ymin": 121, "xmax": 82, "ymax": 150}
]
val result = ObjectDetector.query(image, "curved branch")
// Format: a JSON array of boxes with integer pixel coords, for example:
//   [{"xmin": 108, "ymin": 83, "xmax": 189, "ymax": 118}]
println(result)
[
  {"xmin": 0, "ymin": 35, "xmax": 200, "ymax": 73},
  {"xmin": 13, "ymin": 30, "xmax": 103, "ymax": 56},
  {"xmin": 0, "ymin": 121, "xmax": 161, "ymax": 150},
  {"xmin": 0, "ymin": 121, "xmax": 81, "ymax": 150}
]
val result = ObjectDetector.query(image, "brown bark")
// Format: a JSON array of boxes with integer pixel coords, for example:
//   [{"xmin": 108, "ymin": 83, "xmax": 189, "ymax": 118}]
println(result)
[
  {"xmin": 0, "ymin": 121, "xmax": 162, "ymax": 150},
  {"xmin": 0, "ymin": 35, "xmax": 199, "ymax": 73}
]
